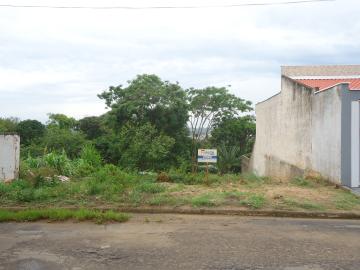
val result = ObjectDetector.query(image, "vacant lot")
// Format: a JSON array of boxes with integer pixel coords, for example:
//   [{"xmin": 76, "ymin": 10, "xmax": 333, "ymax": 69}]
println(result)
[{"xmin": 1, "ymin": 168, "xmax": 359, "ymax": 213}]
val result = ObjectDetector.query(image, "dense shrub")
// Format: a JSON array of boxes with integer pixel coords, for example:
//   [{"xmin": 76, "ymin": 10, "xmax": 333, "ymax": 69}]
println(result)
[
  {"xmin": 156, "ymin": 172, "xmax": 170, "ymax": 182},
  {"xmin": 22, "ymin": 145, "xmax": 103, "ymax": 178}
]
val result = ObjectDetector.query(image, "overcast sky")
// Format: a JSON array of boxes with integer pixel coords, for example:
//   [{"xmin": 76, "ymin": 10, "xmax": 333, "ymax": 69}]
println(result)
[{"xmin": 1, "ymin": 0, "xmax": 359, "ymax": 121}]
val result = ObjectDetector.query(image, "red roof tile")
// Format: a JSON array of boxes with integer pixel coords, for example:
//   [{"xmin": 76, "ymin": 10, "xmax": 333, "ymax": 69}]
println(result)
[{"xmin": 296, "ymin": 78, "xmax": 360, "ymax": 91}]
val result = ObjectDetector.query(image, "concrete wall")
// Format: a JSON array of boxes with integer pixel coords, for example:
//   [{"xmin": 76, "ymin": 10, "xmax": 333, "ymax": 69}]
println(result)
[
  {"xmin": 0, "ymin": 135, "xmax": 20, "ymax": 181},
  {"xmin": 252, "ymin": 76, "xmax": 313, "ymax": 180},
  {"xmin": 252, "ymin": 76, "xmax": 343, "ymax": 183},
  {"xmin": 311, "ymin": 86, "xmax": 342, "ymax": 183},
  {"xmin": 341, "ymin": 88, "xmax": 360, "ymax": 186}
]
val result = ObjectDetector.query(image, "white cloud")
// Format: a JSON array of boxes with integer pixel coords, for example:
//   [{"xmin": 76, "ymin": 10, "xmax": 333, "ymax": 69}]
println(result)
[{"xmin": 0, "ymin": 0, "xmax": 359, "ymax": 120}]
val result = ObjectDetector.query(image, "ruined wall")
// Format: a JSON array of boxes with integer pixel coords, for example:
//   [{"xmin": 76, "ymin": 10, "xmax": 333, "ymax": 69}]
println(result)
[
  {"xmin": 0, "ymin": 134, "xmax": 20, "ymax": 181},
  {"xmin": 252, "ymin": 76, "xmax": 313, "ymax": 180}
]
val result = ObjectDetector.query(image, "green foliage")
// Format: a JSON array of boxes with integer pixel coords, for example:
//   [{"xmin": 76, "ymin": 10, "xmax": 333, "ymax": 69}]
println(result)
[
  {"xmin": 334, "ymin": 192, "xmax": 360, "ymax": 210},
  {"xmin": 47, "ymin": 113, "xmax": 78, "ymax": 130},
  {"xmin": 211, "ymin": 115, "xmax": 256, "ymax": 156},
  {"xmin": 187, "ymin": 87, "xmax": 252, "ymax": 132},
  {"xmin": 42, "ymin": 151, "xmax": 73, "ymax": 175},
  {"xmin": 282, "ymin": 198, "xmax": 325, "ymax": 211},
  {"xmin": 187, "ymin": 86, "xmax": 253, "ymax": 171},
  {"xmin": 117, "ymin": 123, "xmax": 175, "ymax": 171},
  {"xmin": 6, "ymin": 74, "xmax": 257, "ymax": 177},
  {"xmin": 135, "ymin": 181, "xmax": 166, "ymax": 194},
  {"xmin": 0, "ymin": 117, "xmax": 19, "ymax": 133},
  {"xmin": 98, "ymin": 74, "xmax": 190, "ymax": 167},
  {"xmin": 80, "ymin": 144, "xmax": 102, "ymax": 168},
  {"xmin": 98, "ymin": 74, "xmax": 188, "ymax": 134},
  {"xmin": 191, "ymin": 193, "xmax": 224, "ymax": 207},
  {"xmin": 79, "ymin": 116, "xmax": 106, "ymax": 140},
  {"xmin": 166, "ymin": 172, "xmax": 201, "ymax": 185},
  {"xmin": 217, "ymin": 143, "xmax": 241, "ymax": 174},
  {"xmin": 16, "ymin": 119, "xmax": 45, "ymax": 145},
  {"xmin": 222, "ymin": 191, "xmax": 266, "ymax": 209},
  {"xmin": 148, "ymin": 194, "xmax": 182, "ymax": 206},
  {"xmin": 0, "ymin": 179, "xmax": 34, "ymax": 202},
  {"xmin": 291, "ymin": 177, "xmax": 315, "ymax": 188},
  {"xmin": 239, "ymin": 194, "xmax": 266, "ymax": 209},
  {"xmin": 42, "ymin": 127, "xmax": 87, "ymax": 158},
  {"xmin": 23, "ymin": 145, "xmax": 102, "ymax": 178}
]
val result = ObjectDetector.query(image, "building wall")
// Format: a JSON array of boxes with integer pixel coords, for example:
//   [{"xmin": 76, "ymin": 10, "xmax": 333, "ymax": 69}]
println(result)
[
  {"xmin": 311, "ymin": 86, "xmax": 342, "ymax": 183},
  {"xmin": 252, "ymin": 76, "xmax": 313, "ymax": 179},
  {"xmin": 0, "ymin": 135, "xmax": 20, "ymax": 181},
  {"xmin": 341, "ymin": 88, "xmax": 360, "ymax": 186},
  {"xmin": 252, "ymin": 76, "xmax": 343, "ymax": 183}
]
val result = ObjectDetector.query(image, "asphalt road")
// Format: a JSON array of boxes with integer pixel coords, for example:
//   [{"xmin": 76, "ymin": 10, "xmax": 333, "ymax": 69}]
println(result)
[{"xmin": 0, "ymin": 214, "xmax": 359, "ymax": 270}]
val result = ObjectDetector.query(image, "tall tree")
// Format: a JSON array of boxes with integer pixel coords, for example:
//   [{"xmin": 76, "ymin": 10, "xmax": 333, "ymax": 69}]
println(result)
[
  {"xmin": 98, "ymin": 74, "xmax": 188, "ymax": 135},
  {"xmin": 79, "ymin": 116, "xmax": 106, "ymax": 140},
  {"xmin": 117, "ymin": 123, "xmax": 175, "ymax": 171},
  {"xmin": 16, "ymin": 119, "xmax": 45, "ymax": 145},
  {"xmin": 98, "ymin": 74, "xmax": 190, "ymax": 166},
  {"xmin": 47, "ymin": 113, "xmax": 78, "ymax": 130},
  {"xmin": 211, "ymin": 115, "xmax": 256, "ymax": 156},
  {"xmin": 186, "ymin": 87, "xmax": 252, "ymax": 171},
  {"xmin": 0, "ymin": 117, "xmax": 19, "ymax": 133}
]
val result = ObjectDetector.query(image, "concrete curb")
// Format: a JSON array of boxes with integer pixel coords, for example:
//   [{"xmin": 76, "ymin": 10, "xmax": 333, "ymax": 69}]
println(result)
[{"xmin": 1, "ymin": 206, "xmax": 360, "ymax": 220}]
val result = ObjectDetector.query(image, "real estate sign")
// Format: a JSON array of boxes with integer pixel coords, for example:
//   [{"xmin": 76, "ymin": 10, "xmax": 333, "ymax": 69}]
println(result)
[{"xmin": 197, "ymin": 149, "xmax": 217, "ymax": 163}]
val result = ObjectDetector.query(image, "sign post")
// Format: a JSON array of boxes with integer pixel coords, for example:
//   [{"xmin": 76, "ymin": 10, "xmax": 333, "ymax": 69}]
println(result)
[{"xmin": 197, "ymin": 149, "xmax": 217, "ymax": 184}]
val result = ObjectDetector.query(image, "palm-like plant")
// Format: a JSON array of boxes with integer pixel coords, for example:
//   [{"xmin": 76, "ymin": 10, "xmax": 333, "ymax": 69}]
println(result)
[{"xmin": 217, "ymin": 143, "xmax": 241, "ymax": 174}]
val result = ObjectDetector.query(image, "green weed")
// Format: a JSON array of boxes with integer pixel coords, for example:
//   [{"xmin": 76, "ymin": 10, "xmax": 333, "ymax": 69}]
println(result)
[
  {"xmin": 334, "ymin": 192, "xmax": 360, "ymax": 210},
  {"xmin": 239, "ymin": 194, "xmax": 266, "ymax": 209},
  {"xmin": 290, "ymin": 177, "xmax": 315, "ymax": 188},
  {"xmin": 191, "ymin": 193, "xmax": 224, "ymax": 207},
  {"xmin": 148, "ymin": 194, "xmax": 186, "ymax": 206},
  {"xmin": 240, "ymin": 173, "xmax": 269, "ymax": 188},
  {"xmin": 135, "ymin": 182, "xmax": 166, "ymax": 194},
  {"xmin": 283, "ymin": 198, "xmax": 325, "ymax": 211}
]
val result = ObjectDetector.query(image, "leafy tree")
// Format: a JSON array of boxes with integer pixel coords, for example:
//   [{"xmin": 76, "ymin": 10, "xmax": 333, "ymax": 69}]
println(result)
[
  {"xmin": 211, "ymin": 115, "xmax": 256, "ymax": 156},
  {"xmin": 186, "ymin": 87, "xmax": 252, "ymax": 171},
  {"xmin": 117, "ymin": 123, "xmax": 175, "ymax": 171},
  {"xmin": 98, "ymin": 74, "xmax": 190, "ymax": 167},
  {"xmin": 98, "ymin": 74, "xmax": 188, "ymax": 136},
  {"xmin": 94, "ymin": 132, "xmax": 123, "ymax": 164},
  {"xmin": 47, "ymin": 113, "xmax": 78, "ymax": 130},
  {"xmin": 0, "ymin": 117, "xmax": 19, "ymax": 133},
  {"xmin": 41, "ymin": 127, "xmax": 87, "ymax": 158},
  {"xmin": 21, "ymin": 115, "xmax": 85, "ymax": 158},
  {"xmin": 16, "ymin": 119, "xmax": 45, "ymax": 145},
  {"xmin": 79, "ymin": 116, "xmax": 106, "ymax": 140}
]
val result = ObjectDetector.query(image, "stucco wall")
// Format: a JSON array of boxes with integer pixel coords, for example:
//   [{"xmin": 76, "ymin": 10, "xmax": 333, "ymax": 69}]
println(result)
[
  {"xmin": 311, "ymin": 86, "xmax": 342, "ymax": 183},
  {"xmin": 252, "ymin": 76, "xmax": 313, "ymax": 179},
  {"xmin": 0, "ymin": 135, "xmax": 20, "ymax": 181},
  {"xmin": 252, "ymin": 76, "xmax": 343, "ymax": 183}
]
